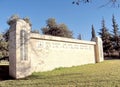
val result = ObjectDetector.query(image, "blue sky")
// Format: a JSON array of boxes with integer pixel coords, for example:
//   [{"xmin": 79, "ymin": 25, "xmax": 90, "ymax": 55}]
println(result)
[{"xmin": 0, "ymin": 0, "xmax": 120, "ymax": 40}]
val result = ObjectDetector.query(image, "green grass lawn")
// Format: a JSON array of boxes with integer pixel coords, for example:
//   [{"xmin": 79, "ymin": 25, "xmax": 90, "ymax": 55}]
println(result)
[{"xmin": 1, "ymin": 60, "xmax": 120, "ymax": 87}]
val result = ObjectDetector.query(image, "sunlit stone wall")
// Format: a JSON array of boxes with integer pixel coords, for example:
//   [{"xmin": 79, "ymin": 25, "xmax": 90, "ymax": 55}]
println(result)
[
  {"xmin": 30, "ymin": 34, "xmax": 97, "ymax": 72},
  {"xmin": 9, "ymin": 19, "xmax": 104, "ymax": 79}
]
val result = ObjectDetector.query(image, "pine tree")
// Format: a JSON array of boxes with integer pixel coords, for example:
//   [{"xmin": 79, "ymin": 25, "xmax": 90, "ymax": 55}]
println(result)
[
  {"xmin": 91, "ymin": 25, "xmax": 96, "ymax": 41},
  {"xmin": 98, "ymin": 18, "xmax": 112, "ymax": 56},
  {"xmin": 112, "ymin": 15, "xmax": 119, "ymax": 37},
  {"xmin": 111, "ymin": 15, "xmax": 120, "ymax": 57}
]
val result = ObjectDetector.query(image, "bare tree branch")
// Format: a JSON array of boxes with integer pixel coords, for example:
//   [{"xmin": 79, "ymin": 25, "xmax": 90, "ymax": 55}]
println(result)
[{"xmin": 72, "ymin": 0, "xmax": 120, "ymax": 7}]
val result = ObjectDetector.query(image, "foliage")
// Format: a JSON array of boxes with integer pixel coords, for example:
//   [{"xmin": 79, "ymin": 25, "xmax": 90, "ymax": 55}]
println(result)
[
  {"xmin": 0, "ymin": 33, "xmax": 9, "ymax": 59},
  {"xmin": 112, "ymin": 15, "xmax": 119, "ymax": 36},
  {"xmin": 7, "ymin": 15, "xmax": 33, "ymax": 41},
  {"xmin": 91, "ymin": 25, "xmax": 96, "ymax": 41},
  {"xmin": 23, "ymin": 17, "xmax": 32, "ymax": 26},
  {"xmin": 3, "ymin": 29, "xmax": 9, "ymax": 42},
  {"xmin": 47, "ymin": 18, "xmax": 57, "ymax": 28},
  {"xmin": 41, "ymin": 18, "xmax": 73, "ymax": 38},
  {"xmin": 98, "ymin": 19, "xmax": 112, "ymax": 55},
  {"xmin": 7, "ymin": 14, "xmax": 32, "ymax": 27},
  {"xmin": 0, "ymin": 41, "xmax": 8, "ymax": 59},
  {"xmin": 1, "ymin": 60, "xmax": 120, "ymax": 86},
  {"xmin": 111, "ymin": 15, "xmax": 120, "ymax": 53},
  {"xmin": 7, "ymin": 14, "xmax": 20, "ymax": 25},
  {"xmin": 98, "ymin": 15, "xmax": 120, "ymax": 58}
]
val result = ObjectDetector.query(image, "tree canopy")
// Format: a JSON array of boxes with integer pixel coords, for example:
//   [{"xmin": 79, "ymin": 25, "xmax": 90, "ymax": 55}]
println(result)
[
  {"xmin": 41, "ymin": 18, "xmax": 73, "ymax": 38},
  {"xmin": 7, "ymin": 14, "xmax": 32, "ymax": 26},
  {"xmin": 0, "ymin": 33, "xmax": 8, "ymax": 59},
  {"xmin": 98, "ymin": 18, "xmax": 112, "ymax": 55}
]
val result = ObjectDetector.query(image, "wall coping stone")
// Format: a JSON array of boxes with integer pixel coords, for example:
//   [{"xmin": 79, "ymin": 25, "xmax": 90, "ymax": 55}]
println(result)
[{"xmin": 30, "ymin": 33, "xmax": 96, "ymax": 45}]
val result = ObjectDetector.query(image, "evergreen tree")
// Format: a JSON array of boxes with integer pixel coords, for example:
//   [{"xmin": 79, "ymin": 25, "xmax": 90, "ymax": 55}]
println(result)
[
  {"xmin": 91, "ymin": 25, "xmax": 96, "ymax": 41},
  {"xmin": 111, "ymin": 15, "xmax": 120, "ymax": 57},
  {"xmin": 112, "ymin": 15, "xmax": 119, "ymax": 36},
  {"xmin": 98, "ymin": 18, "xmax": 112, "ymax": 56}
]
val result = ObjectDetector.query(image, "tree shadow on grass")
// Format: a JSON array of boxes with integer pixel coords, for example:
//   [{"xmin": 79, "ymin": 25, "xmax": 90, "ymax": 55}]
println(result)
[{"xmin": 0, "ymin": 65, "xmax": 12, "ymax": 81}]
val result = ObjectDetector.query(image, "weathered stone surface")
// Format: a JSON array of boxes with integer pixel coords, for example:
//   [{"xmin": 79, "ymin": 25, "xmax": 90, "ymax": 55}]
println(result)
[
  {"xmin": 95, "ymin": 37, "xmax": 104, "ymax": 62},
  {"xmin": 9, "ymin": 19, "xmax": 104, "ymax": 79},
  {"xmin": 9, "ymin": 19, "xmax": 31, "ymax": 79},
  {"xmin": 30, "ymin": 34, "xmax": 96, "ymax": 72}
]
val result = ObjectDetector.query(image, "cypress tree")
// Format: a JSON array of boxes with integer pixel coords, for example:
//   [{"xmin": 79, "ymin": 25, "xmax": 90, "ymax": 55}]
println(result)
[{"xmin": 91, "ymin": 24, "xmax": 96, "ymax": 41}]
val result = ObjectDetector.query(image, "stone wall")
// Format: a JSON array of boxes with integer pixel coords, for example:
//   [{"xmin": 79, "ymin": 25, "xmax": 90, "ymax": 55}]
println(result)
[
  {"xmin": 9, "ymin": 19, "xmax": 31, "ymax": 78},
  {"xmin": 9, "ymin": 19, "xmax": 104, "ymax": 79},
  {"xmin": 30, "ymin": 33, "xmax": 96, "ymax": 72}
]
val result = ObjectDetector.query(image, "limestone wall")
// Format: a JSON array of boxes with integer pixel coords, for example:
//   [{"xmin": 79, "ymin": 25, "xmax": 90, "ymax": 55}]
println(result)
[
  {"xmin": 29, "ymin": 33, "xmax": 97, "ymax": 72},
  {"xmin": 9, "ymin": 19, "xmax": 104, "ymax": 79},
  {"xmin": 9, "ymin": 19, "xmax": 31, "ymax": 78}
]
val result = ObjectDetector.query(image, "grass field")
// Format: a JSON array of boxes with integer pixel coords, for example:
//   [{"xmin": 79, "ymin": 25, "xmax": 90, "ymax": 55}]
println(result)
[{"xmin": 1, "ymin": 60, "xmax": 120, "ymax": 87}]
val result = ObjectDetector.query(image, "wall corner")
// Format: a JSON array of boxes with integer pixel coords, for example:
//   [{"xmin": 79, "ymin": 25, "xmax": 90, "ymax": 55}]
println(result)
[{"xmin": 95, "ymin": 37, "xmax": 104, "ymax": 63}]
